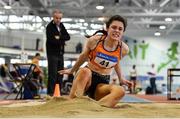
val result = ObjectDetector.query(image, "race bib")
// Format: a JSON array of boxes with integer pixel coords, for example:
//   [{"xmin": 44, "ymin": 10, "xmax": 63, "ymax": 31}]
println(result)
[{"xmin": 94, "ymin": 52, "xmax": 118, "ymax": 68}]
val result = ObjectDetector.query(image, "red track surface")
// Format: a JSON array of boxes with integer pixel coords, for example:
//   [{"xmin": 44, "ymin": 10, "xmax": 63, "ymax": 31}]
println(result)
[{"xmin": 132, "ymin": 94, "xmax": 180, "ymax": 103}]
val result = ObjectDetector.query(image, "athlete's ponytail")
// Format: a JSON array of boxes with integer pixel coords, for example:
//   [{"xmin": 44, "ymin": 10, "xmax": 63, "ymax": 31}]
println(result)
[{"xmin": 85, "ymin": 30, "xmax": 107, "ymax": 38}]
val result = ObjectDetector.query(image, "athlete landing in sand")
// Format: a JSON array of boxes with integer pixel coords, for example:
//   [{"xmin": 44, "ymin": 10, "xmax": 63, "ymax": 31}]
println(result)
[{"xmin": 59, "ymin": 15, "xmax": 132, "ymax": 108}]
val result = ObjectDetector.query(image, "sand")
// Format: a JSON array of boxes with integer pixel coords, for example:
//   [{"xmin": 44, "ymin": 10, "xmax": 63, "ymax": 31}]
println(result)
[{"xmin": 0, "ymin": 96, "xmax": 180, "ymax": 118}]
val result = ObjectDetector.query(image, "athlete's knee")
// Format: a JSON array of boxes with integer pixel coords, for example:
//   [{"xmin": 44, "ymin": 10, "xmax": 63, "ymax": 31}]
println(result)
[
  {"xmin": 113, "ymin": 86, "xmax": 125, "ymax": 98},
  {"xmin": 79, "ymin": 68, "xmax": 91, "ymax": 77},
  {"xmin": 77, "ymin": 68, "xmax": 91, "ymax": 81}
]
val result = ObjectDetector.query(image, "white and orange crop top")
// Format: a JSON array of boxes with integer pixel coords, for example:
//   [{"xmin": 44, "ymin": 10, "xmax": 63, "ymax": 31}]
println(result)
[{"xmin": 88, "ymin": 36, "xmax": 122, "ymax": 69}]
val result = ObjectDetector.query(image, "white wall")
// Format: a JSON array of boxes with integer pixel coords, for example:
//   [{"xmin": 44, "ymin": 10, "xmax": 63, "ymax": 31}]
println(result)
[
  {"xmin": 119, "ymin": 31, "xmax": 180, "ymax": 90},
  {"xmin": 0, "ymin": 29, "xmax": 44, "ymax": 50},
  {"xmin": 0, "ymin": 29, "xmax": 86, "ymax": 53},
  {"xmin": 65, "ymin": 34, "xmax": 86, "ymax": 53}
]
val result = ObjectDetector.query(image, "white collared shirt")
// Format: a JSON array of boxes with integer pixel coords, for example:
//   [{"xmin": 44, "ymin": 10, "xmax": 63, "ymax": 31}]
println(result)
[{"xmin": 56, "ymin": 25, "xmax": 60, "ymax": 32}]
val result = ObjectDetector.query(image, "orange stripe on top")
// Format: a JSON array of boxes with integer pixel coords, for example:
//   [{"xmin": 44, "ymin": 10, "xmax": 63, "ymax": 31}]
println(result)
[{"xmin": 89, "ymin": 36, "xmax": 122, "ymax": 69}]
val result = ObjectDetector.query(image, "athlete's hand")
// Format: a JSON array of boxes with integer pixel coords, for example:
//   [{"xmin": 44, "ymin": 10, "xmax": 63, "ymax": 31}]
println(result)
[
  {"xmin": 58, "ymin": 68, "xmax": 72, "ymax": 75},
  {"xmin": 120, "ymin": 79, "xmax": 133, "ymax": 88}
]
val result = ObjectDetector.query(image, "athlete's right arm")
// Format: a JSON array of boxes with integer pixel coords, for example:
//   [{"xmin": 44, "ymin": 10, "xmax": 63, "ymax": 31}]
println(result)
[{"xmin": 58, "ymin": 35, "xmax": 100, "ymax": 75}]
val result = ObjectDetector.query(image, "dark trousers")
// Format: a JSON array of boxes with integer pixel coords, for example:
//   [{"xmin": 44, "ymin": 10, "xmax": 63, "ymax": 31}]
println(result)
[
  {"xmin": 150, "ymin": 77, "xmax": 157, "ymax": 94},
  {"xmin": 47, "ymin": 54, "xmax": 64, "ymax": 96}
]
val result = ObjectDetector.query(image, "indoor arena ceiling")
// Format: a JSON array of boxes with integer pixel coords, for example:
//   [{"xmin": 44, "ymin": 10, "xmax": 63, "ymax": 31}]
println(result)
[{"xmin": 0, "ymin": 0, "xmax": 180, "ymax": 35}]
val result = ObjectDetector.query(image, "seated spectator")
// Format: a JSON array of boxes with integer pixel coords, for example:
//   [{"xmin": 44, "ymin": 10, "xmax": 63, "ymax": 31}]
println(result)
[
  {"xmin": 31, "ymin": 53, "xmax": 44, "ymax": 97},
  {"xmin": 0, "ymin": 63, "xmax": 8, "ymax": 80}
]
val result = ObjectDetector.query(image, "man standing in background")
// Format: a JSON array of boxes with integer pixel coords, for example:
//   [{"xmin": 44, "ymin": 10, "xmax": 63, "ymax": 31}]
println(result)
[
  {"xmin": 46, "ymin": 9, "xmax": 70, "ymax": 96},
  {"xmin": 129, "ymin": 65, "xmax": 137, "ymax": 94},
  {"xmin": 147, "ymin": 64, "xmax": 157, "ymax": 94}
]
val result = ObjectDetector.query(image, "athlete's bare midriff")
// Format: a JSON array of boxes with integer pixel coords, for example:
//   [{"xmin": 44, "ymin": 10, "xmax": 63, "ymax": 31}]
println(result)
[{"xmin": 87, "ymin": 61, "xmax": 112, "ymax": 75}]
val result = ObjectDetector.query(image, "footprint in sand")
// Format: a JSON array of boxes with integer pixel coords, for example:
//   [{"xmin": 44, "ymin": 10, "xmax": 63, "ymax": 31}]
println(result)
[
  {"xmin": 114, "ymin": 104, "xmax": 134, "ymax": 109},
  {"xmin": 89, "ymin": 109, "xmax": 104, "ymax": 112},
  {"xmin": 66, "ymin": 110, "xmax": 79, "ymax": 115}
]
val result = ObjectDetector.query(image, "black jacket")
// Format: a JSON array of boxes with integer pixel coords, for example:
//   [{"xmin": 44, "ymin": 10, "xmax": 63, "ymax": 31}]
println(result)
[{"xmin": 46, "ymin": 20, "xmax": 70, "ymax": 55}]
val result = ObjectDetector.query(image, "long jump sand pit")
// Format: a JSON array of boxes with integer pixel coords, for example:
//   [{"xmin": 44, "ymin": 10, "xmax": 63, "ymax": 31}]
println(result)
[{"xmin": 0, "ymin": 96, "xmax": 180, "ymax": 118}]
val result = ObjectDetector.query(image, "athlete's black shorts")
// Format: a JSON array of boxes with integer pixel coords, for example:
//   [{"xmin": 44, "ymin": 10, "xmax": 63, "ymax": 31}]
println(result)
[{"xmin": 85, "ymin": 70, "xmax": 110, "ymax": 99}]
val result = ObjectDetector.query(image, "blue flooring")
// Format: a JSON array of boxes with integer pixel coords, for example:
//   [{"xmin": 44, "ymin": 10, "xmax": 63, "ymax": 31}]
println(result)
[{"xmin": 121, "ymin": 95, "xmax": 152, "ymax": 103}]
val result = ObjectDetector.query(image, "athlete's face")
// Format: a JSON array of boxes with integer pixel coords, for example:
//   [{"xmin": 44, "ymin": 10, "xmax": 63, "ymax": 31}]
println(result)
[
  {"xmin": 53, "ymin": 13, "xmax": 63, "ymax": 26},
  {"xmin": 107, "ymin": 21, "xmax": 124, "ymax": 41}
]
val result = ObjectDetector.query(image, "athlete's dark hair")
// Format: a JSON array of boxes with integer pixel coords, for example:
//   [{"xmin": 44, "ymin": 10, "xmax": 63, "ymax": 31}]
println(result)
[
  {"xmin": 85, "ymin": 15, "xmax": 127, "ymax": 38},
  {"xmin": 35, "ymin": 53, "xmax": 40, "ymax": 57},
  {"xmin": 106, "ymin": 15, "xmax": 127, "ymax": 32}
]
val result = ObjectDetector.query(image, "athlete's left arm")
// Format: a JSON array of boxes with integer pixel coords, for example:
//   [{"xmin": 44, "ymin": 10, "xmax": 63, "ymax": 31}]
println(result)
[
  {"xmin": 114, "ymin": 62, "xmax": 124, "ymax": 84},
  {"xmin": 121, "ymin": 41, "xmax": 129, "ymax": 58},
  {"xmin": 114, "ymin": 63, "xmax": 132, "ymax": 87},
  {"xmin": 114, "ymin": 41, "xmax": 131, "ymax": 86}
]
